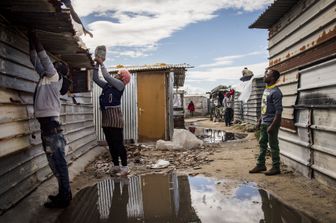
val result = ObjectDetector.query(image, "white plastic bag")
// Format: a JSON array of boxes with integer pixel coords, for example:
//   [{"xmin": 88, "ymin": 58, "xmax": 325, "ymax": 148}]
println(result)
[
  {"xmin": 156, "ymin": 129, "xmax": 203, "ymax": 150},
  {"xmin": 151, "ymin": 159, "xmax": 170, "ymax": 169}
]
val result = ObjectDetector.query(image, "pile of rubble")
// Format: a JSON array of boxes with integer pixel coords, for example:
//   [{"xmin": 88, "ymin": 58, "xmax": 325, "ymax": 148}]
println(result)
[{"xmin": 86, "ymin": 143, "xmax": 220, "ymax": 178}]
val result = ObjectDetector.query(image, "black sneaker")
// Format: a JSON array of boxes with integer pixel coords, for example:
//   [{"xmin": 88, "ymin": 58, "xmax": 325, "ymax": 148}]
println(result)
[
  {"xmin": 44, "ymin": 198, "xmax": 70, "ymax": 209},
  {"xmin": 249, "ymin": 165, "xmax": 267, "ymax": 173},
  {"xmin": 48, "ymin": 191, "xmax": 72, "ymax": 202},
  {"xmin": 48, "ymin": 194, "xmax": 60, "ymax": 202},
  {"xmin": 264, "ymin": 167, "xmax": 281, "ymax": 176}
]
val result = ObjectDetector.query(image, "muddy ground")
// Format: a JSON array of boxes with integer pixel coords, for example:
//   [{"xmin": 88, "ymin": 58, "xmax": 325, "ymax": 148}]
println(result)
[{"xmin": 69, "ymin": 117, "xmax": 336, "ymax": 223}]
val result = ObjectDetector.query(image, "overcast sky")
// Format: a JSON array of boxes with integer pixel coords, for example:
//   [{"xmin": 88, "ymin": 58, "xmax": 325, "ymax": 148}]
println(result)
[{"xmin": 72, "ymin": 0, "xmax": 273, "ymax": 94}]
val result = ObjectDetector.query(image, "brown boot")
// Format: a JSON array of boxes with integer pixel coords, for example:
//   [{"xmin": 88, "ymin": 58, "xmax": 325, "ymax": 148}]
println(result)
[
  {"xmin": 249, "ymin": 165, "xmax": 266, "ymax": 173},
  {"xmin": 264, "ymin": 167, "xmax": 280, "ymax": 176}
]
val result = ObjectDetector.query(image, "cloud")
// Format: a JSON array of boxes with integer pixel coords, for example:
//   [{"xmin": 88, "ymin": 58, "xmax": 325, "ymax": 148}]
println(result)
[
  {"xmin": 188, "ymin": 61, "xmax": 268, "ymax": 81},
  {"xmin": 72, "ymin": 0, "xmax": 273, "ymax": 56},
  {"xmin": 198, "ymin": 51, "xmax": 266, "ymax": 68},
  {"xmin": 182, "ymin": 84, "xmax": 209, "ymax": 95}
]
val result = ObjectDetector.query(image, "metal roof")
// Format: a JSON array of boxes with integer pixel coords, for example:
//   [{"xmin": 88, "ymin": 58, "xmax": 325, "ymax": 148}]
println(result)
[
  {"xmin": 249, "ymin": 0, "xmax": 300, "ymax": 29},
  {"xmin": 109, "ymin": 63, "xmax": 193, "ymax": 72},
  {"xmin": 109, "ymin": 63, "xmax": 193, "ymax": 87},
  {"xmin": 0, "ymin": 0, "xmax": 93, "ymax": 68}
]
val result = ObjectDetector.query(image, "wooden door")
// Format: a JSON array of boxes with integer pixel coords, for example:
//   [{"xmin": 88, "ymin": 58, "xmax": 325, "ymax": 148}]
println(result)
[{"xmin": 137, "ymin": 72, "xmax": 166, "ymax": 142}]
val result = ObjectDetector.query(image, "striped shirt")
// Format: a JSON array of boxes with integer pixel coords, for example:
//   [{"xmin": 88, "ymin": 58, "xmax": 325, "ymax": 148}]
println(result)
[{"xmin": 102, "ymin": 106, "xmax": 124, "ymax": 128}]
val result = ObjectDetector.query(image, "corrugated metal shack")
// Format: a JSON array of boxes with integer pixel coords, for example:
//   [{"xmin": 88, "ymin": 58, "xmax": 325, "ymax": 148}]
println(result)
[
  {"xmin": 234, "ymin": 77, "xmax": 265, "ymax": 124},
  {"xmin": 0, "ymin": 0, "xmax": 97, "ymax": 213},
  {"xmin": 93, "ymin": 64, "xmax": 191, "ymax": 143},
  {"xmin": 250, "ymin": 0, "xmax": 336, "ymax": 186}
]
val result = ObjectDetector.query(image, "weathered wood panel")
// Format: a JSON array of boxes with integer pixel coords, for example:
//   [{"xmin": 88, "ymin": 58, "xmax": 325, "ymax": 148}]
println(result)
[{"xmin": 0, "ymin": 19, "xmax": 98, "ymax": 214}]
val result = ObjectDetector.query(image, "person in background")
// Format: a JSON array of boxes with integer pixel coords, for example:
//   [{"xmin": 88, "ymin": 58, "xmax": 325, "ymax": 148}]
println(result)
[
  {"xmin": 187, "ymin": 101, "xmax": 195, "ymax": 116},
  {"xmin": 223, "ymin": 92, "xmax": 233, "ymax": 126},
  {"xmin": 29, "ymin": 31, "xmax": 72, "ymax": 208},
  {"xmin": 93, "ymin": 57, "xmax": 131, "ymax": 176},
  {"xmin": 249, "ymin": 69, "xmax": 283, "ymax": 176}
]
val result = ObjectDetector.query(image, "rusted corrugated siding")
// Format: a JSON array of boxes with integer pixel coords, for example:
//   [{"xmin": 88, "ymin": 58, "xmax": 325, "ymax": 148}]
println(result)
[
  {"xmin": 261, "ymin": 0, "xmax": 336, "ymax": 186},
  {"xmin": 268, "ymin": 0, "xmax": 336, "ymax": 71},
  {"xmin": 0, "ymin": 18, "xmax": 97, "ymax": 213}
]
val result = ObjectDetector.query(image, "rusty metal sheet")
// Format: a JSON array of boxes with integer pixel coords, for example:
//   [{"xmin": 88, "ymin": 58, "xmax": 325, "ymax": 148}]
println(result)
[
  {"xmin": 270, "ymin": 37, "xmax": 336, "ymax": 72},
  {"xmin": 269, "ymin": 21, "xmax": 336, "ymax": 64},
  {"xmin": 269, "ymin": 0, "xmax": 335, "ymax": 48}
]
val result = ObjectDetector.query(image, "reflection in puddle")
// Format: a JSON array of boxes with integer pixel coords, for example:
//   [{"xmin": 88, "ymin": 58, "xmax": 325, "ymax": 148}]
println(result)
[
  {"xmin": 56, "ymin": 174, "xmax": 319, "ymax": 223},
  {"xmin": 198, "ymin": 128, "xmax": 247, "ymax": 143}
]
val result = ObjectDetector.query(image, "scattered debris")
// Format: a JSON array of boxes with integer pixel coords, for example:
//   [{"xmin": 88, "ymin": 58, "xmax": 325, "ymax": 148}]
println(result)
[{"xmin": 86, "ymin": 141, "xmax": 219, "ymax": 178}]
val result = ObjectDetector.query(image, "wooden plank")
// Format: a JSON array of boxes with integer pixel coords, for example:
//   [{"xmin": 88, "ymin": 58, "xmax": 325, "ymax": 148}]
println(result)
[
  {"xmin": 63, "ymin": 120, "xmax": 94, "ymax": 133},
  {"xmin": 0, "ymin": 87, "xmax": 33, "ymax": 104},
  {"xmin": 62, "ymin": 113, "xmax": 93, "ymax": 123},
  {"xmin": 0, "ymin": 74, "xmax": 36, "ymax": 93},
  {"xmin": 0, "ymin": 174, "xmax": 39, "ymax": 213},
  {"xmin": 65, "ymin": 104, "xmax": 94, "ymax": 114},
  {"xmin": 0, "ymin": 41, "xmax": 33, "ymax": 69},
  {"xmin": 66, "ymin": 127, "xmax": 95, "ymax": 145},
  {"xmin": 0, "ymin": 104, "xmax": 28, "ymax": 124},
  {"xmin": 0, "ymin": 120, "xmax": 30, "ymax": 140},
  {"xmin": 0, "ymin": 136, "xmax": 31, "ymax": 158},
  {"xmin": 0, "ymin": 23, "xmax": 29, "ymax": 53},
  {"xmin": 0, "ymin": 145, "xmax": 44, "ymax": 177},
  {"xmin": 67, "ymin": 133, "xmax": 97, "ymax": 155},
  {"xmin": 70, "ymin": 139, "xmax": 97, "ymax": 160},
  {"xmin": 0, "ymin": 153, "xmax": 47, "ymax": 196},
  {"xmin": 0, "ymin": 59, "xmax": 39, "ymax": 82}
]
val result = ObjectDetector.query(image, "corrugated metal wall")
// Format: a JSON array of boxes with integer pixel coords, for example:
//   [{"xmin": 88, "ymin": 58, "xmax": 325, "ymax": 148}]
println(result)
[
  {"xmin": 299, "ymin": 59, "xmax": 336, "ymax": 185},
  {"xmin": 0, "ymin": 19, "xmax": 97, "ymax": 213},
  {"xmin": 265, "ymin": 0, "xmax": 336, "ymax": 186},
  {"xmin": 234, "ymin": 93, "xmax": 243, "ymax": 122},
  {"xmin": 93, "ymin": 73, "xmax": 138, "ymax": 143},
  {"xmin": 234, "ymin": 78, "xmax": 265, "ymax": 124}
]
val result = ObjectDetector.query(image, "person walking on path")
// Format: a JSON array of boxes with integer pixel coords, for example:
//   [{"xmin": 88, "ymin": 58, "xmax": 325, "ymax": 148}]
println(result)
[
  {"xmin": 29, "ymin": 31, "xmax": 72, "ymax": 208},
  {"xmin": 249, "ymin": 69, "xmax": 283, "ymax": 176},
  {"xmin": 223, "ymin": 92, "xmax": 234, "ymax": 126},
  {"xmin": 187, "ymin": 101, "xmax": 195, "ymax": 117},
  {"xmin": 93, "ymin": 56, "xmax": 131, "ymax": 176}
]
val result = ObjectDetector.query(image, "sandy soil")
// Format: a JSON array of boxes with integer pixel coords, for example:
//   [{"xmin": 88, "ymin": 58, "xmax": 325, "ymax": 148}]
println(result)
[{"xmin": 71, "ymin": 118, "xmax": 336, "ymax": 223}]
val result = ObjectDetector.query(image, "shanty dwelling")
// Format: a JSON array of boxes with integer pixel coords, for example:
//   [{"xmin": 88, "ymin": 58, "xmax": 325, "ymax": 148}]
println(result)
[
  {"xmin": 93, "ymin": 64, "xmax": 191, "ymax": 143},
  {"xmin": 173, "ymin": 90, "xmax": 185, "ymax": 129},
  {"xmin": 250, "ymin": 0, "xmax": 336, "ymax": 186},
  {"xmin": 234, "ymin": 77, "xmax": 265, "ymax": 124},
  {"xmin": 184, "ymin": 95, "xmax": 209, "ymax": 118},
  {"xmin": 0, "ymin": 0, "xmax": 101, "ymax": 214}
]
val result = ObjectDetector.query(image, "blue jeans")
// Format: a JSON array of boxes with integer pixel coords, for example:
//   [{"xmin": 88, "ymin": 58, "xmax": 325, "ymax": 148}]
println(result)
[{"xmin": 42, "ymin": 132, "xmax": 71, "ymax": 198}]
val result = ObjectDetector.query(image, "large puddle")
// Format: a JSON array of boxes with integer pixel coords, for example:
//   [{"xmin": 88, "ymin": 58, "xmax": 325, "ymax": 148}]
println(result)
[{"xmin": 56, "ymin": 173, "xmax": 319, "ymax": 223}]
